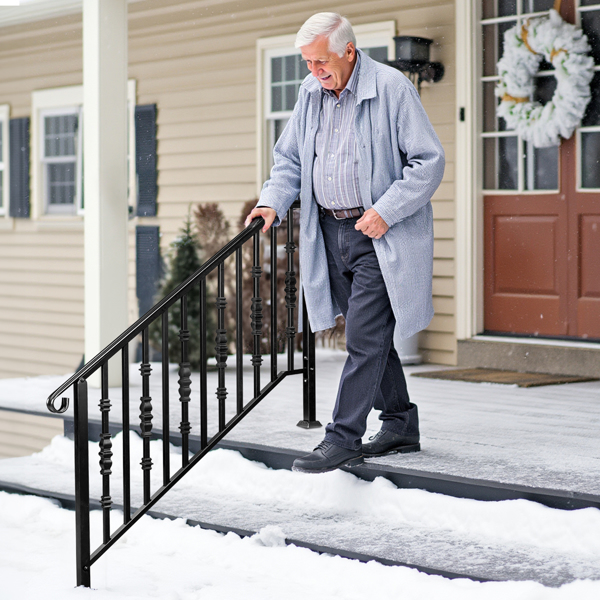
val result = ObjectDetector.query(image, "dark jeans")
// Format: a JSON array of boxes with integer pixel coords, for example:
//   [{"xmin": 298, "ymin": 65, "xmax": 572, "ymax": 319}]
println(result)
[{"xmin": 320, "ymin": 212, "xmax": 415, "ymax": 451}]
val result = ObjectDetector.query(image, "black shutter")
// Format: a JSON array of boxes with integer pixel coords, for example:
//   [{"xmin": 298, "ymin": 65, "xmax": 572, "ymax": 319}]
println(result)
[
  {"xmin": 135, "ymin": 104, "xmax": 157, "ymax": 217},
  {"xmin": 136, "ymin": 225, "xmax": 161, "ymax": 317},
  {"xmin": 9, "ymin": 117, "xmax": 30, "ymax": 218}
]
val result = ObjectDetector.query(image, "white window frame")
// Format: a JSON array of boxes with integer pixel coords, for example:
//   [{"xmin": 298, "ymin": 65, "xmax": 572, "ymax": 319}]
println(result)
[
  {"xmin": 256, "ymin": 21, "xmax": 396, "ymax": 190},
  {"xmin": 31, "ymin": 81, "xmax": 137, "ymax": 220},
  {"xmin": 0, "ymin": 104, "xmax": 9, "ymax": 218},
  {"xmin": 40, "ymin": 105, "xmax": 83, "ymax": 215},
  {"xmin": 576, "ymin": 1, "xmax": 600, "ymax": 191},
  {"xmin": 480, "ymin": 4, "xmax": 561, "ymax": 194},
  {"xmin": 127, "ymin": 79, "xmax": 137, "ymax": 214}
]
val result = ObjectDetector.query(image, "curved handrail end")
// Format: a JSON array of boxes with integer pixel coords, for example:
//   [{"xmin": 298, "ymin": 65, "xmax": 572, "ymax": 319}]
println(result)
[{"xmin": 47, "ymin": 396, "xmax": 69, "ymax": 414}]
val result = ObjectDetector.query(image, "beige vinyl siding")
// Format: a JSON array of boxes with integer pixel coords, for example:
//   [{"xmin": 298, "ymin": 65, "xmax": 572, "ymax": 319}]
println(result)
[
  {"xmin": 0, "ymin": 0, "xmax": 458, "ymax": 379},
  {"xmin": 0, "ymin": 221, "xmax": 83, "ymax": 378},
  {"xmin": 0, "ymin": 13, "xmax": 85, "ymax": 378},
  {"xmin": 0, "ymin": 409, "xmax": 64, "ymax": 458}
]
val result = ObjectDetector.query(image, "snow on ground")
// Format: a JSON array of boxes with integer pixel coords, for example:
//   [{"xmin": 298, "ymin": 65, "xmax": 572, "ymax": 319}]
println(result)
[
  {"xmin": 3, "ymin": 491, "xmax": 599, "ymax": 600},
  {"xmin": 1, "ymin": 435, "xmax": 600, "ymax": 595}
]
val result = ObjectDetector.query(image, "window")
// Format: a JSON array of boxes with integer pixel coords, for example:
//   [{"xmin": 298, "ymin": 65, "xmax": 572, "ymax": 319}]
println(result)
[
  {"xmin": 31, "ymin": 82, "xmax": 137, "ymax": 219},
  {"xmin": 578, "ymin": 0, "xmax": 600, "ymax": 189},
  {"xmin": 0, "ymin": 105, "xmax": 8, "ymax": 215},
  {"xmin": 41, "ymin": 108, "xmax": 82, "ymax": 214},
  {"xmin": 257, "ymin": 22, "xmax": 396, "ymax": 182},
  {"xmin": 266, "ymin": 53, "xmax": 309, "ymax": 172},
  {"xmin": 481, "ymin": 0, "xmax": 559, "ymax": 191}
]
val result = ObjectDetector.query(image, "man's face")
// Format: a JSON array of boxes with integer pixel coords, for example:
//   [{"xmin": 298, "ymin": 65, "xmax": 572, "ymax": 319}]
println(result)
[{"xmin": 300, "ymin": 35, "xmax": 356, "ymax": 96}]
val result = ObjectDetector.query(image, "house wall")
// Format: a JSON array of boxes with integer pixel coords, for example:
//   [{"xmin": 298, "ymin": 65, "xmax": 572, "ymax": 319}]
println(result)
[
  {"xmin": 0, "ymin": 0, "xmax": 457, "ymax": 382},
  {"xmin": 0, "ymin": 408, "xmax": 64, "ymax": 459},
  {"xmin": 0, "ymin": 14, "xmax": 85, "ymax": 379}
]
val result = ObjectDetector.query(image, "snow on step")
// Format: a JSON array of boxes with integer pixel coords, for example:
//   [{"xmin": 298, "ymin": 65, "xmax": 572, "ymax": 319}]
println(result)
[{"xmin": 0, "ymin": 434, "xmax": 599, "ymax": 587}]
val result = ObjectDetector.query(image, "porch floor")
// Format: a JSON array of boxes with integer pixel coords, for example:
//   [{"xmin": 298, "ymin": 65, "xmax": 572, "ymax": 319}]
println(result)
[{"xmin": 1, "ymin": 348, "xmax": 599, "ymax": 497}]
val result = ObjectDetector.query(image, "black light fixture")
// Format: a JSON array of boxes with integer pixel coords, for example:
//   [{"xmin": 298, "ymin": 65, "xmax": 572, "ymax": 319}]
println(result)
[{"xmin": 387, "ymin": 36, "xmax": 444, "ymax": 94}]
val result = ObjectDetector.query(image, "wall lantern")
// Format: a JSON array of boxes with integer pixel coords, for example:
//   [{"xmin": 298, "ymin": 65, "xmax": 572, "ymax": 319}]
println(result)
[{"xmin": 387, "ymin": 36, "xmax": 444, "ymax": 94}]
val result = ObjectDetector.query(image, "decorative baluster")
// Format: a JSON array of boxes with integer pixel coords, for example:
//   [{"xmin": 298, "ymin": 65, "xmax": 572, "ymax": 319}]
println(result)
[
  {"xmin": 139, "ymin": 328, "xmax": 153, "ymax": 504},
  {"xmin": 121, "ymin": 346, "xmax": 131, "ymax": 524},
  {"xmin": 251, "ymin": 232, "xmax": 263, "ymax": 397},
  {"xmin": 99, "ymin": 362, "xmax": 113, "ymax": 544},
  {"xmin": 235, "ymin": 248, "xmax": 243, "ymax": 414},
  {"xmin": 74, "ymin": 378, "xmax": 91, "ymax": 588},
  {"xmin": 270, "ymin": 225, "xmax": 278, "ymax": 381},
  {"xmin": 285, "ymin": 208, "xmax": 297, "ymax": 372},
  {"xmin": 161, "ymin": 311, "xmax": 170, "ymax": 485},
  {"xmin": 215, "ymin": 263, "xmax": 228, "ymax": 432},
  {"xmin": 178, "ymin": 295, "xmax": 192, "ymax": 467},
  {"xmin": 199, "ymin": 279, "xmax": 208, "ymax": 450}
]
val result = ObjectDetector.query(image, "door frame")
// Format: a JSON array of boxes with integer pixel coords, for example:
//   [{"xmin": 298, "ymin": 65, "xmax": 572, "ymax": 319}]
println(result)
[
  {"xmin": 457, "ymin": 0, "xmax": 600, "ymax": 344},
  {"xmin": 455, "ymin": 0, "xmax": 481, "ymax": 341}
]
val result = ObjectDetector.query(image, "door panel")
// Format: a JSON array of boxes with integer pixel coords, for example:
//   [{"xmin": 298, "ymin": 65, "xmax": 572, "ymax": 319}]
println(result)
[
  {"xmin": 493, "ymin": 216, "xmax": 559, "ymax": 294},
  {"xmin": 571, "ymin": 190, "xmax": 600, "ymax": 338},
  {"xmin": 485, "ymin": 196, "xmax": 568, "ymax": 335}
]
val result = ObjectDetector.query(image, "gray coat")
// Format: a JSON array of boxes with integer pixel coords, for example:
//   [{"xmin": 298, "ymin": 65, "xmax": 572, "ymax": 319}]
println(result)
[{"xmin": 258, "ymin": 50, "xmax": 445, "ymax": 339}]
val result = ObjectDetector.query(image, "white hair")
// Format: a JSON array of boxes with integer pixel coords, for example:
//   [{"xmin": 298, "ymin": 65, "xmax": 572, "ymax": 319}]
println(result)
[{"xmin": 295, "ymin": 12, "xmax": 356, "ymax": 57}]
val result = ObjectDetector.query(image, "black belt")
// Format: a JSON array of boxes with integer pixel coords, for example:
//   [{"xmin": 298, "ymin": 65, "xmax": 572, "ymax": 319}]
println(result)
[{"xmin": 319, "ymin": 205, "xmax": 365, "ymax": 220}]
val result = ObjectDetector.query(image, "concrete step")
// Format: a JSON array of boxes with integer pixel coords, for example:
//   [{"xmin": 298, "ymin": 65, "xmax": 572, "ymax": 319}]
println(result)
[{"xmin": 2, "ymin": 456, "xmax": 599, "ymax": 587}]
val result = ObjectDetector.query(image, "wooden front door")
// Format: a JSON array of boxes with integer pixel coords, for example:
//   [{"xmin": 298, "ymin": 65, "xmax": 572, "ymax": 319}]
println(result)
[{"xmin": 482, "ymin": 0, "xmax": 600, "ymax": 339}]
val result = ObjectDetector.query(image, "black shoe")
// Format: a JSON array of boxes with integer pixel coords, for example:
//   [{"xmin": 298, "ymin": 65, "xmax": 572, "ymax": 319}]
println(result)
[
  {"xmin": 292, "ymin": 441, "xmax": 364, "ymax": 473},
  {"xmin": 362, "ymin": 429, "xmax": 420, "ymax": 457}
]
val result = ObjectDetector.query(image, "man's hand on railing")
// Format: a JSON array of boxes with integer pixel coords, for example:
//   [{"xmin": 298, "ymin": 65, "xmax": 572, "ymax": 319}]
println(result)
[{"xmin": 244, "ymin": 206, "xmax": 277, "ymax": 233}]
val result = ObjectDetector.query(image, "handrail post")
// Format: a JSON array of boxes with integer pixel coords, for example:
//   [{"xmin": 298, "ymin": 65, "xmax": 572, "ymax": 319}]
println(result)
[
  {"xmin": 74, "ymin": 377, "xmax": 91, "ymax": 588},
  {"xmin": 270, "ymin": 225, "xmax": 278, "ymax": 381},
  {"xmin": 285, "ymin": 206, "xmax": 297, "ymax": 372},
  {"xmin": 297, "ymin": 293, "xmax": 322, "ymax": 429},
  {"xmin": 251, "ymin": 231, "xmax": 263, "ymax": 397}
]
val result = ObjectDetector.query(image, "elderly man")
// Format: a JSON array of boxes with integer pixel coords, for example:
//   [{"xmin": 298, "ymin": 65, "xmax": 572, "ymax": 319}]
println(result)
[{"xmin": 246, "ymin": 12, "xmax": 444, "ymax": 473}]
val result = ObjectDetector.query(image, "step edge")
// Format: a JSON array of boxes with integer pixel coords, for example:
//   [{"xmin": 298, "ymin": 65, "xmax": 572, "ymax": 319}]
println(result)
[{"xmin": 3, "ymin": 409, "xmax": 599, "ymax": 510}]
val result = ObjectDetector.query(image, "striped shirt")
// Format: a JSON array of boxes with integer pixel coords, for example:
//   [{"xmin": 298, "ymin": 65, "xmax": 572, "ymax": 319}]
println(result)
[{"xmin": 313, "ymin": 53, "xmax": 363, "ymax": 211}]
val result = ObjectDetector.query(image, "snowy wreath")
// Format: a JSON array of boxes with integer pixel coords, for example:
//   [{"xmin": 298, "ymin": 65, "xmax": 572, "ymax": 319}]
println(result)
[{"xmin": 495, "ymin": 7, "xmax": 595, "ymax": 148}]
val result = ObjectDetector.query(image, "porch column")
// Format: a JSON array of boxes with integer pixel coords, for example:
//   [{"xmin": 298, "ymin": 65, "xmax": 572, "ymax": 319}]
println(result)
[
  {"xmin": 455, "ymin": 0, "xmax": 477, "ymax": 340},
  {"xmin": 83, "ymin": 0, "xmax": 129, "ymax": 386}
]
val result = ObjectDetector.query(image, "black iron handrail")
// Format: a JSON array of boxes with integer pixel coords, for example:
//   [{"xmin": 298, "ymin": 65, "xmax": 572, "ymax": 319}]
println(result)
[
  {"xmin": 47, "ymin": 217, "xmax": 264, "ymax": 414},
  {"xmin": 46, "ymin": 202, "xmax": 321, "ymax": 588}
]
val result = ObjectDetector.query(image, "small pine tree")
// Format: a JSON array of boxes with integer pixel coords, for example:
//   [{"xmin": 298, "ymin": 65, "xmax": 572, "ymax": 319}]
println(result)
[{"xmin": 149, "ymin": 215, "xmax": 215, "ymax": 369}]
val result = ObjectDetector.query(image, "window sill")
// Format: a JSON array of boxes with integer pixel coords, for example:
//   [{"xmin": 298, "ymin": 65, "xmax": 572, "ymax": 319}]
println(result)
[{"xmin": 33, "ymin": 215, "xmax": 84, "ymax": 231}]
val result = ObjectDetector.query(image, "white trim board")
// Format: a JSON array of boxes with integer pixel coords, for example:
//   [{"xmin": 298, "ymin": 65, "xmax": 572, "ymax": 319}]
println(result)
[
  {"xmin": 455, "ymin": 0, "xmax": 481, "ymax": 341},
  {"xmin": 0, "ymin": 104, "xmax": 9, "ymax": 219},
  {"xmin": 0, "ymin": 0, "xmax": 145, "ymax": 28}
]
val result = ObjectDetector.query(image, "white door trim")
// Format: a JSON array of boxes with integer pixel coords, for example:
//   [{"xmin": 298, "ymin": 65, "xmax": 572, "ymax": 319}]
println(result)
[{"xmin": 455, "ymin": 0, "xmax": 481, "ymax": 340}]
